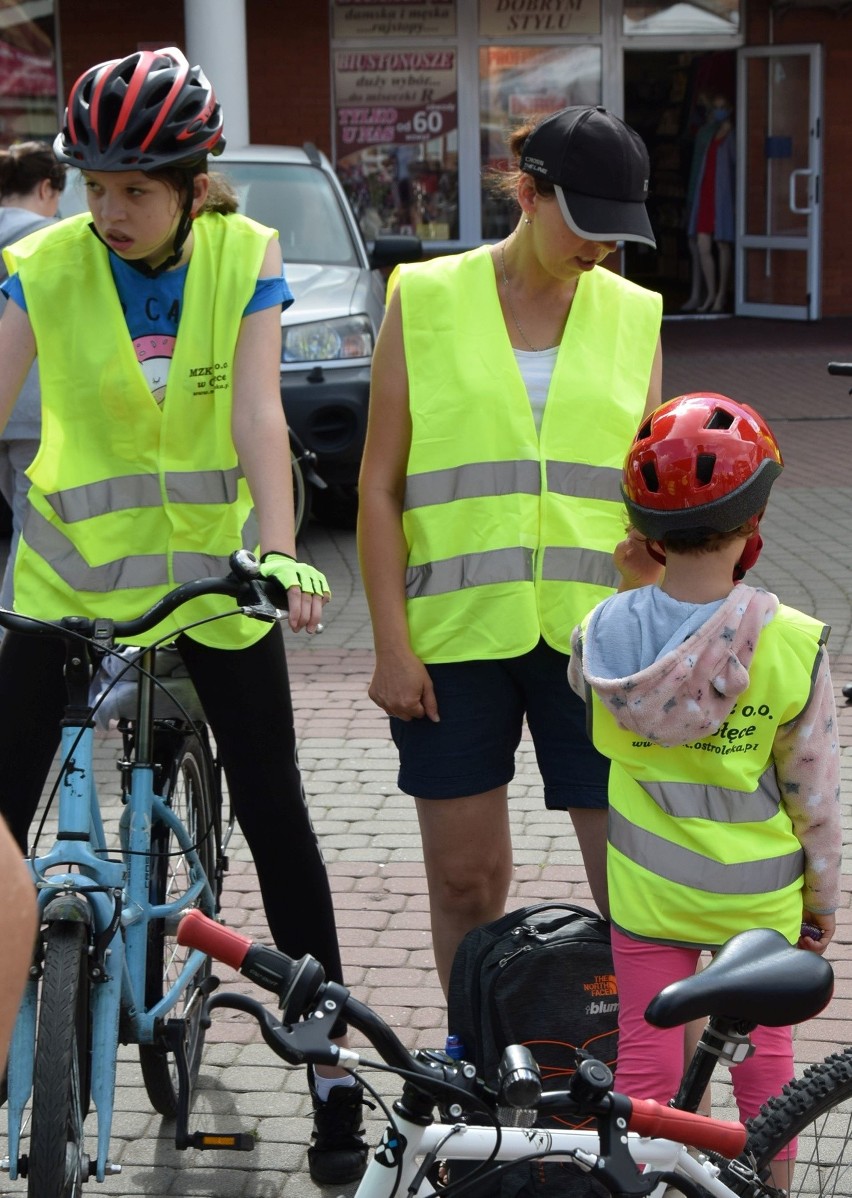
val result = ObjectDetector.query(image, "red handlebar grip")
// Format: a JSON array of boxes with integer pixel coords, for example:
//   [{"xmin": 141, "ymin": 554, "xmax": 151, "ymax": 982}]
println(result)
[
  {"xmin": 177, "ymin": 909, "xmax": 252, "ymax": 970},
  {"xmin": 629, "ymin": 1098, "xmax": 747, "ymax": 1157}
]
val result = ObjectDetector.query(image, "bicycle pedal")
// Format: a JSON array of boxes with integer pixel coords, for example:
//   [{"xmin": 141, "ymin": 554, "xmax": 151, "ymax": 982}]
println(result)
[{"xmin": 186, "ymin": 1130, "xmax": 255, "ymax": 1152}]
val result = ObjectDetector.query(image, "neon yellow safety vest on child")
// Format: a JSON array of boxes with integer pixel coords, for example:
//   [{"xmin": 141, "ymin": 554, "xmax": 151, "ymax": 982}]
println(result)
[
  {"xmin": 4, "ymin": 211, "xmax": 273, "ymax": 648},
  {"xmin": 580, "ymin": 603, "xmax": 826, "ymax": 948}
]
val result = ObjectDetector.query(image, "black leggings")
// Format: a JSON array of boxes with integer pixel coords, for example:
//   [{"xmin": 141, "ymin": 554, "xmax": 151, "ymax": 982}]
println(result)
[{"xmin": 0, "ymin": 625, "xmax": 344, "ymax": 987}]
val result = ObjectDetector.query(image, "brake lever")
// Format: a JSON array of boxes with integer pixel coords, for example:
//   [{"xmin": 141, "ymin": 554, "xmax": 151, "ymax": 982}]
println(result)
[
  {"xmin": 239, "ymin": 578, "xmax": 287, "ymax": 622},
  {"xmin": 204, "ymin": 990, "xmax": 344, "ymax": 1067}
]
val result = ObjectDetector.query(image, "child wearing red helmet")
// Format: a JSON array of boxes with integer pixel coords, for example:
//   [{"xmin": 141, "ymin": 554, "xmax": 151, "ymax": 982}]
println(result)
[{"xmin": 568, "ymin": 393, "xmax": 841, "ymax": 1190}]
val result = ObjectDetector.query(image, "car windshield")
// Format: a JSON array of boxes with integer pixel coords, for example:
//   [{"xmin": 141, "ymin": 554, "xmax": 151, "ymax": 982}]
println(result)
[
  {"xmin": 58, "ymin": 161, "xmax": 361, "ymax": 270},
  {"xmin": 219, "ymin": 162, "xmax": 359, "ymax": 268}
]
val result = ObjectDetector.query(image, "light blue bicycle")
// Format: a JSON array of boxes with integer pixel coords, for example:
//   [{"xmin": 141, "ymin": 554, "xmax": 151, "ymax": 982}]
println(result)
[{"xmin": 0, "ymin": 549, "xmax": 283, "ymax": 1196}]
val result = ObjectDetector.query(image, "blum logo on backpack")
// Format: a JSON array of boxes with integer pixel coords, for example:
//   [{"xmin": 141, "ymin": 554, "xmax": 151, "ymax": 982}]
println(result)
[{"xmin": 584, "ymin": 971, "xmax": 619, "ymax": 1015}]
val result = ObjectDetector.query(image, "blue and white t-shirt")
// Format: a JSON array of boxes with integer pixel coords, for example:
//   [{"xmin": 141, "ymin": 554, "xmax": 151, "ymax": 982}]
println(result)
[{"xmin": 2, "ymin": 235, "xmax": 293, "ymax": 404}]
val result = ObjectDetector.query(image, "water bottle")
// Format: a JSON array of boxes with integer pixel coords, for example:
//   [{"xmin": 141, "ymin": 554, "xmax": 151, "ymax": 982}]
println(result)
[{"xmin": 444, "ymin": 1034, "xmax": 465, "ymax": 1061}]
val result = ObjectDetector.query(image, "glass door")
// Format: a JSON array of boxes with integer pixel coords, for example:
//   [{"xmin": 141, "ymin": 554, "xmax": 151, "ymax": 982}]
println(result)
[{"xmin": 735, "ymin": 45, "xmax": 823, "ymax": 320}]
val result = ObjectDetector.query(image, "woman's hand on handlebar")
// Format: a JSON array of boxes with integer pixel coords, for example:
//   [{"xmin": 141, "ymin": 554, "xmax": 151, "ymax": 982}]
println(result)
[{"xmin": 257, "ymin": 553, "xmax": 330, "ymax": 634}]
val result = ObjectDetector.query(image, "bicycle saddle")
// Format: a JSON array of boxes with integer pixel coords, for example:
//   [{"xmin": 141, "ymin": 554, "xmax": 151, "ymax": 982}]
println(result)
[{"xmin": 644, "ymin": 927, "xmax": 834, "ymax": 1028}]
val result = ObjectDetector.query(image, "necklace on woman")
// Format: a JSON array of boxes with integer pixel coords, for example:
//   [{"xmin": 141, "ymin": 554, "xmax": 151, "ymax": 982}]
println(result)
[{"xmin": 499, "ymin": 241, "xmax": 563, "ymax": 353}]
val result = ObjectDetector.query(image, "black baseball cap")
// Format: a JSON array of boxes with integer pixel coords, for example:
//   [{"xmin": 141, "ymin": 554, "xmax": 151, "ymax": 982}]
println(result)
[{"xmin": 519, "ymin": 105, "xmax": 656, "ymax": 248}]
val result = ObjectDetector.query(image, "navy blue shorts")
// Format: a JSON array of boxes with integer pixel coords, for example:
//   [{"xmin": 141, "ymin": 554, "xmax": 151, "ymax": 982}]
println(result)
[{"xmin": 390, "ymin": 639, "xmax": 609, "ymax": 810}]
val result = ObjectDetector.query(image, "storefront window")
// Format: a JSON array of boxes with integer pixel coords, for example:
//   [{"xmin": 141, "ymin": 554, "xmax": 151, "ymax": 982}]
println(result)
[
  {"xmin": 624, "ymin": 2, "xmax": 739, "ymax": 36},
  {"xmin": 333, "ymin": 46, "xmax": 459, "ymax": 240},
  {"xmin": 0, "ymin": 0, "xmax": 58, "ymax": 145},
  {"xmin": 480, "ymin": 45, "xmax": 601, "ymax": 239}
]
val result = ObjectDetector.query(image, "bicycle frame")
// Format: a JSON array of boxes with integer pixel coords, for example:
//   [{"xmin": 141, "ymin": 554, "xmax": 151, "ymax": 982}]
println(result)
[
  {"xmin": 5, "ymin": 644, "xmax": 217, "ymax": 1183},
  {"xmin": 356, "ymin": 1115, "xmax": 740, "ymax": 1198}
]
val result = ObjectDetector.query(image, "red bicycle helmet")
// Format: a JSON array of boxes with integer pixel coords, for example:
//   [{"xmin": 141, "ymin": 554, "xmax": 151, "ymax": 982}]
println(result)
[
  {"xmin": 54, "ymin": 46, "xmax": 224, "ymax": 171},
  {"xmin": 622, "ymin": 393, "xmax": 783, "ymax": 541}
]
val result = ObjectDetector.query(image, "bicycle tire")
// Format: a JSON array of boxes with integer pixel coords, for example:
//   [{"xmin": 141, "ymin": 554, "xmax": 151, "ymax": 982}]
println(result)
[
  {"xmin": 138, "ymin": 732, "xmax": 218, "ymax": 1116},
  {"xmin": 729, "ymin": 1048, "xmax": 852, "ymax": 1197},
  {"xmin": 292, "ymin": 446, "xmax": 312, "ymax": 540},
  {"xmin": 28, "ymin": 921, "xmax": 91, "ymax": 1198}
]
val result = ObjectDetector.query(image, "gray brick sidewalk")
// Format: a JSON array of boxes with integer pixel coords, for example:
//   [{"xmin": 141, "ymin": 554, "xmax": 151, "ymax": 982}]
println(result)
[{"xmin": 2, "ymin": 317, "xmax": 852, "ymax": 1196}]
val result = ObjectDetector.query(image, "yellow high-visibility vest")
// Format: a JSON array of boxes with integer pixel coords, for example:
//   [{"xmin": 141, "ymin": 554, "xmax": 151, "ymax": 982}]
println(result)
[
  {"xmin": 397, "ymin": 247, "xmax": 661, "ymax": 662},
  {"xmin": 580, "ymin": 603, "xmax": 827, "ymax": 948},
  {"xmin": 4, "ymin": 212, "xmax": 274, "ymax": 648}
]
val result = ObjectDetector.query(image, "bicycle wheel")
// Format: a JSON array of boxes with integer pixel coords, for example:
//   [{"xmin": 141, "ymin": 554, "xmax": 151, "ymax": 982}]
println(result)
[
  {"xmin": 292, "ymin": 446, "xmax": 312, "ymax": 539},
  {"xmin": 28, "ymin": 921, "xmax": 91, "ymax": 1198},
  {"xmin": 139, "ymin": 731, "xmax": 218, "ymax": 1116},
  {"xmin": 736, "ymin": 1048, "xmax": 852, "ymax": 1197}
]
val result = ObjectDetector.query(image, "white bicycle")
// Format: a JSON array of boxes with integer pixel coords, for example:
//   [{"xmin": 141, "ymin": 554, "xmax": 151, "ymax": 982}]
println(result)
[{"xmin": 177, "ymin": 910, "xmax": 849, "ymax": 1198}]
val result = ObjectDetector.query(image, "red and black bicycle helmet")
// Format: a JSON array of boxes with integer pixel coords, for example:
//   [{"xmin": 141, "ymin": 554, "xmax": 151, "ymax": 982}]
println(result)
[
  {"xmin": 54, "ymin": 46, "xmax": 225, "ymax": 171},
  {"xmin": 622, "ymin": 393, "xmax": 783, "ymax": 541}
]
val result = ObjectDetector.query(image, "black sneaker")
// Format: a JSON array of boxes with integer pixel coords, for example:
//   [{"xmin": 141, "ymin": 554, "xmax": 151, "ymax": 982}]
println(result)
[{"xmin": 307, "ymin": 1072, "xmax": 369, "ymax": 1186}]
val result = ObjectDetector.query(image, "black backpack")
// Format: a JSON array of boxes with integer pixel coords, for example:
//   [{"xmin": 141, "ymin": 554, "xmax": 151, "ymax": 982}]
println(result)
[{"xmin": 445, "ymin": 902, "xmax": 618, "ymax": 1198}]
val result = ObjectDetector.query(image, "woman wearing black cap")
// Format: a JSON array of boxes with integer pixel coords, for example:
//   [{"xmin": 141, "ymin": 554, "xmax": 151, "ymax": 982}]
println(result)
[{"xmin": 358, "ymin": 105, "xmax": 663, "ymax": 993}]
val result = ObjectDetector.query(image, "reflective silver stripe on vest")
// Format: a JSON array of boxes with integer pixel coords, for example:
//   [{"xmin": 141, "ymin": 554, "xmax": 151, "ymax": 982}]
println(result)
[
  {"xmin": 609, "ymin": 806, "xmax": 804, "ymax": 895},
  {"xmin": 403, "ymin": 460, "xmax": 623, "ymax": 511},
  {"xmin": 546, "ymin": 462, "xmax": 622, "ymax": 502},
  {"xmin": 406, "ymin": 546, "xmax": 534, "ymax": 599},
  {"xmin": 23, "ymin": 505, "xmax": 169, "ymax": 590},
  {"xmin": 404, "ymin": 461, "xmax": 540, "ymax": 512},
  {"xmin": 541, "ymin": 546, "xmax": 619, "ymax": 589},
  {"xmin": 44, "ymin": 468, "xmax": 242, "ymax": 523},
  {"xmin": 641, "ymin": 768, "xmax": 782, "ymax": 824},
  {"xmin": 24, "ymin": 502, "xmax": 257, "ymax": 593}
]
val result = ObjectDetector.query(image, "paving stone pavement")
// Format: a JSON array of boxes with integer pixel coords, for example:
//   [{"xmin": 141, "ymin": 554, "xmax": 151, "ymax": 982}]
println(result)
[{"xmin": 2, "ymin": 317, "xmax": 852, "ymax": 1196}]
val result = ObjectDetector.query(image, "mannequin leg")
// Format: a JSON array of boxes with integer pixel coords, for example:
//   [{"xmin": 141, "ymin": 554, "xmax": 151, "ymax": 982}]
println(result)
[
  {"xmin": 680, "ymin": 237, "xmax": 704, "ymax": 312},
  {"xmin": 696, "ymin": 233, "xmax": 716, "ymax": 313},
  {"xmin": 712, "ymin": 241, "xmax": 733, "ymax": 311}
]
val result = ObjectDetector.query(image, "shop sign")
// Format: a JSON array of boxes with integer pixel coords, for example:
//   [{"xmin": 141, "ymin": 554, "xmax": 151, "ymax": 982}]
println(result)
[
  {"xmin": 479, "ymin": 0, "xmax": 601, "ymax": 36},
  {"xmin": 333, "ymin": 1, "xmax": 456, "ymax": 39},
  {"xmin": 334, "ymin": 49, "xmax": 457, "ymax": 149}
]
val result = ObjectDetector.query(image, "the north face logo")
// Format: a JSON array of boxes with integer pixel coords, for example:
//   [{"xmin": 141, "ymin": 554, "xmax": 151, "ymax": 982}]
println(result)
[{"xmin": 583, "ymin": 973, "xmax": 618, "ymax": 998}]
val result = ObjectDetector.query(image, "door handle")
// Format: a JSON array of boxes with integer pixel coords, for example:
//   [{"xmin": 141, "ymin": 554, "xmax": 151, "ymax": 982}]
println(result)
[{"xmin": 789, "ymin": 168, "xmax": 813, "ymax": 214}]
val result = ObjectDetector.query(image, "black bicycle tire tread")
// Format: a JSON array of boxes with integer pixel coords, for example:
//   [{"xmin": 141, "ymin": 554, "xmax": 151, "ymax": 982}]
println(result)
[
  {"xmin": 28, "ymin": 921, "xmax": 89, "ymax": 1198},
  {"xmin": 139, "ymin": 737, "xmax": 217, "ymax": 1116},
  {"xmin": 742, "ymin": 1048, "xmax": 852, "ymax": 1165}
]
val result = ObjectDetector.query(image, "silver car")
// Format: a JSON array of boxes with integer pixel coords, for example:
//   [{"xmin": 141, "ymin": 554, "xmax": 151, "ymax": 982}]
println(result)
[{"xmin": 216, "ymin": 144, "xmax": 420, "ymax": 532}]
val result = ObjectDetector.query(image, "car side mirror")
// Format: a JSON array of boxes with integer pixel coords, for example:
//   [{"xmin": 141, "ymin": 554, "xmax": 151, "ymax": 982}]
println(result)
[{"xmin": 368, "ymin": 235, "xmax": 423, "ymax": 271}]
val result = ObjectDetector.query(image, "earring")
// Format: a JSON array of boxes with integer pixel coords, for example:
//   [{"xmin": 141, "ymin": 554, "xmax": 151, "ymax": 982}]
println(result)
[{"xmin": 524, "ymin": 216, "xmax": 532, "ymax": 225}]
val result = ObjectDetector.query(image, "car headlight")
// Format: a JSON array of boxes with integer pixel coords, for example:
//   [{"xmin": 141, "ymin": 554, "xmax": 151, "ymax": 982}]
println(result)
[{"xmin": 282, "ymin": 314, "xmax": 374, "ymax": 363}]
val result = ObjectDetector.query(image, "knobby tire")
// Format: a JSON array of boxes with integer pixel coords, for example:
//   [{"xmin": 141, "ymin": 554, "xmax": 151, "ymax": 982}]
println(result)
[
  {"xmin": 28, "ymin": 920, "xmax": 91, "ymax": 1198},
  {"xmin": 715, "ymin": 1048, "xmax": 852, "ymax": 1197}
]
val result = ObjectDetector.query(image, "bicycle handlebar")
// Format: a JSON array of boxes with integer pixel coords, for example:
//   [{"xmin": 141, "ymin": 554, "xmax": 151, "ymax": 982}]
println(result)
[
  {"xmin": 0, "ymin": 549, "xmax": 286, "ymax": 643},
  {"xmin": 176, "ymin": 910, "xmax": 748, "ymax": 1159},
  {"xmin": 827, "ymin": 362, "xmax": 852, "ymax": 376}
]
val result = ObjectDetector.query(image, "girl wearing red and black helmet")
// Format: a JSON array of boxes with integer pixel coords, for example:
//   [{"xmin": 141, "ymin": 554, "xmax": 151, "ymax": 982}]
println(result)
[
  {"xmin": 0, "ymin": 47, "xmax": 367, "ymax": 1185},
  {"xmin": 568, "ymin": 393, "xmax": 841, "ymax": 1191},
  {"xmin": 54, "ymin": 46, "xmax": 227, "ymax": 276}
]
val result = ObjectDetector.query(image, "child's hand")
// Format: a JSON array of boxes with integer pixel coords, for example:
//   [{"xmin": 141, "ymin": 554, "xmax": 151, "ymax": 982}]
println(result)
[
  {"xmin": 799, "ymin": 911, "xmax": 835, "ymax": 954},
  {"xmin": 615, "ymin": 527, "xmax": 664, "ymax": 592}
]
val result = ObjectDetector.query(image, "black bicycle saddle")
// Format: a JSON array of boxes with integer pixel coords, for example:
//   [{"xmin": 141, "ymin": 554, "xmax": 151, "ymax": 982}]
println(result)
[{"xmin": 644, "ymin": 927, "xmax": 834, "ymax": 1028}]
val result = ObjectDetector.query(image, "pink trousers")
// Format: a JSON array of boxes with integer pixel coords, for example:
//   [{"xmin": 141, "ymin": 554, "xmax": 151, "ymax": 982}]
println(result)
[{"xmin": 611, "ymin": 928, "xmax": 795, "ymax": 1158}]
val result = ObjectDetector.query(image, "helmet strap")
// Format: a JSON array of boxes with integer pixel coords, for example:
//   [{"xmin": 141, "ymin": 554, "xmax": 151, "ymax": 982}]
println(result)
[{"xmin": 733, "ymin": 530, "xmax": 763, "ymax": 582}]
